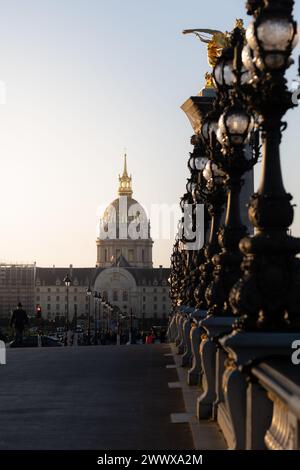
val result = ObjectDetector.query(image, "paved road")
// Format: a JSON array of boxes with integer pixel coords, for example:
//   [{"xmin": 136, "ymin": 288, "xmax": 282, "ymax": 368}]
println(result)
[{"xmin": 0, "ymin": 345, "xmax": 193, "ymax": 450}]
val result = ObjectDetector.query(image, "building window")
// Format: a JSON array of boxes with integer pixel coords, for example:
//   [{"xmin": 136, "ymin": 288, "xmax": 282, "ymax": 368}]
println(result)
[
  {"xmin": 36, "ymin": 288, "xmax": 40, "ymax": 293},
  {"xmin": 47, "ymin": 304, "xmax": 51, "ymax": 310},
  {"xmin": 143, "ymin": 296, "xmax": 146, "ymax": 302},
  {"xmin": 142, "ymin": 249, "xmax": 145, "ymax": 262},
  {"xmin": 154, "ymin": 296, "xmax": 157, "ymax": 302},
  {"xmin": 154, "ymin": 288, "xmax": 157, "ymax": 293},
  {"xmin": 74, "ymin": 288, "xmax": 77, "ymax": 293},
  {"xmin": 56, "ymin": 296, "xmax": 60, "ymax": 301},
  {"xmin": 116, "ymin": 249, "xmax": 121, "ymax": 259},
  {"xmin": 162, "ymin": 288, "xmax": 166, "ymax": 293},
  {"xmin": 143, "ymin": 288, "xmax": 146, "ymax": 293},
  {"xmin": 162, "ymin": 296, "xmax": 166, "ymax": 301},
  {"xmin": 154, "ymin": 304, "xmax": 157, "ymax": 311},
  {"xmin": 56, "ymin": 304, "xmax": 60, "ymax": 311},
  {"xmin": 103, "ymin": 291, "xmax": 108, "ymax": 300},
  {"xmin": 74, "ymin": 296, "xmax": 77, "ymax": 302},
  {"xmin": 143, "ymin": 304, "xmax": 145, "ymax": 311},
  {"xmin": 113, "ymin": 291, "xmax": 118, "ymax": 301},
  {"xmin": 47, "ymin": 296, "xmax": 51, "ymax": 301},
  {"xmin": 56, "ymin": 288, "xmax": 60, "ymax": 293},
  {"xmin": 36, "ymin": 296, "xmax": 40, "ymax": 301},
  {"xmin": 163, "ymin": 304, "xmax": 166, "ymax": 311},
  {"xmin": 123, "ymin": 291, "xmax": 128, "ymax": 301},
  {"xmin": 105, "ymin": 249, "xmax": 108, "ymax": 262},
  {"xmin": 48, "ymin": 288, "xmax": 51, "ymax": 293},
  {"xmin": 128, "ymin": 249, "xmax": 134, "ymax": 262}
]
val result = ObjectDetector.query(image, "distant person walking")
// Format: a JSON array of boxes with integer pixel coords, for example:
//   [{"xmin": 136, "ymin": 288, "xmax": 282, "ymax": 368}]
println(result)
[
  {"xmin": 10, "ymin": 302, "xmax": 29, "ymax": 345},
  {"xmin": 145, "ymin": 332, "xmax": 154, "ymax": 344}
]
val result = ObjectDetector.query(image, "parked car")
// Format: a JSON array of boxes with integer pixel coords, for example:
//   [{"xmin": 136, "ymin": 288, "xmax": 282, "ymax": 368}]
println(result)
[{"xmin": 9, "ymin": 335, "xmax": 63, "ymax": 348}]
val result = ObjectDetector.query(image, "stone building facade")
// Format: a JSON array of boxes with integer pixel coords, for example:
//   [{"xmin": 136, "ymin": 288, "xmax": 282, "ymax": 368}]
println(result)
[
  {"xmin": 0, "ymin": 263, "xmax": 36, "ymax": 318},
  {"xmin": 34, "ymin": 156, "xmax": 171, "ymax": 324}
]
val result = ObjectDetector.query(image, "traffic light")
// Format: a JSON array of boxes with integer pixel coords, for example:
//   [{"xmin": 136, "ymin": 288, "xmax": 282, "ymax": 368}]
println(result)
[{"xmin": 36, "ymin": 305, "xmax": 42, "ymax": 319}]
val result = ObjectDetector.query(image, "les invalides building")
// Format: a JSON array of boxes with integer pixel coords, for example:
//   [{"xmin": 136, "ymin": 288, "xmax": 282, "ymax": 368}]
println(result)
[{"xmin": 34, "ymin": 156, "xmax": 171, "ymax": 325}]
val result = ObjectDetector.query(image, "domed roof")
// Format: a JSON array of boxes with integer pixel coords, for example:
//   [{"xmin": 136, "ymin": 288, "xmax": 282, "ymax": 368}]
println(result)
[
  {"xmin": 100, "ymin": 156, "xmax": 150, "ymax": 240},
  {"xmin": 102, "ymin": 196, "xmax": 149, "ymax": 239}
]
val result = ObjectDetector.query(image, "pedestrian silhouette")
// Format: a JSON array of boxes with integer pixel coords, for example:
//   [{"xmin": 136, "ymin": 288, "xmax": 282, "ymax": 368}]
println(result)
[{"xmin": 10, "ymin": 302, "xmax": 29, "ymax": 346}]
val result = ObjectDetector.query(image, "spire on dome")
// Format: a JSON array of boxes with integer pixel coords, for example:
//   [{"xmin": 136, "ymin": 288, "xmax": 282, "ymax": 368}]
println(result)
[
  {"xmin": 118, "ymin": 153, "xmax": 133, "ymax": 197},
  {"xmin": 123, "ymin": 153, "xmax": 128, "ymax": 176}
]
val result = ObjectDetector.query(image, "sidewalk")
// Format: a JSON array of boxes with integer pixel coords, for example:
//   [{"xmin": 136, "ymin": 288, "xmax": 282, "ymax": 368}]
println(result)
[{"xmin": 167, "ymin": 344, "xmax": 226, "ymax": 450}]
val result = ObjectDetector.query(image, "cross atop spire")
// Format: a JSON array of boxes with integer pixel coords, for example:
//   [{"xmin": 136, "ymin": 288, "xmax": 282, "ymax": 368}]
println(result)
[
  {"xmin": 123, "ymin": 153, "xmax": 128, "ymax": 176},
  {"xmin": 118, "ymin": 153, "xmax": 133, "ymax": 197}
]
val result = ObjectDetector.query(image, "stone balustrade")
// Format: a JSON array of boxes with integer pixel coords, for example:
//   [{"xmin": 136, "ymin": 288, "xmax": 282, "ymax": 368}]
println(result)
[{"xmin": 167, "ymin": 310, "xmax": 300, "ymax": 451}]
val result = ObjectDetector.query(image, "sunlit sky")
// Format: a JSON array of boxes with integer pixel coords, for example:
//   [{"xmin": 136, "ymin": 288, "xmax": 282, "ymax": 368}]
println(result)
[{"xmin": 0, "ymin": 0, "xmax": 300, "ymax": 268}]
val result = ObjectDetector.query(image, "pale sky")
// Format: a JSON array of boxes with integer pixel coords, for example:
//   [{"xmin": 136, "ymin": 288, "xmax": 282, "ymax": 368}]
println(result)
[{"xmin": 0, "ymin": 0, "xmax": 300, "ymax": 268}]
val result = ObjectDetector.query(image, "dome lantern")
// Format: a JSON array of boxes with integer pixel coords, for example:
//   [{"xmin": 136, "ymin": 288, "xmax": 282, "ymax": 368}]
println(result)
[{"xmin": 118, "ymin": 154, "xmax": 133, "ymax": 197}]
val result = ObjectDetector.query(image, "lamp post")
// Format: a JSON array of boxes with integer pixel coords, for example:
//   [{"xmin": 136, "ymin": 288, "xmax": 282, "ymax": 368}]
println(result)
[
  {"xmin": 204, "ymin": 22, "xmax": 259, "ymax": 317},
  {"xmin": 190, "ymin": 113, "xmax": 228, "ymax": 311},
  {"xmin": 86, "ymin": 285, "xmax": 92, "ymax": 345},
  {"xmin": 63, "ymin": 274, "xmax": 71, "ymax": 345},
  {"xmin": 229, "ymin": 0, "xmax": 300, "ymax": 331},
  {"xmin": 93, "ymin": 291, "xmax": 99, "ymax": 345}
]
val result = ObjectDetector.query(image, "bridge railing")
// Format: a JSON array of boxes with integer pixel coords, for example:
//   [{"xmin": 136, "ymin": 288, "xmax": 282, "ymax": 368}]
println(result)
[{"xmin": 168, "ymin": 310, "xmax": 300, "ymax": 450}]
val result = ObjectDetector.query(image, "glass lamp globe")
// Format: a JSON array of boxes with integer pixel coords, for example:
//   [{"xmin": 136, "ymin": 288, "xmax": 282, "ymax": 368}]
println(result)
[
  {"xmin": 257, "ymin": 18, "xmax": 297, "ymax": 51},
  {"xmin": 246, "ymin": 18, "xmax": 298, "ymax": 71},
  {"xmin": 203, "ymin": 161, "xmax": 213, "ymax": 181},
  {"xmin": 194, "ymin": 156, "xmax": 208, "ymax": 171},
  {"xmin": 214, "ymin": 57, "xmax": 235, "ymax": 88},
  {"xmin": 188, "ymin": 154, "xmax": 195, "ymax": 171},
  {"xmin": 242, "ymin": 45, "xmax": 255, "ymax": 72},
  {"xmin": 214, "ymin": 59, "xmax": 224, "ymax": 86},
  {"xmin": 223, "ymin": 61, "xmax": 235, "ymax": 87},
  {"xmin": 246, "ymin": 22, "xmax": 258, "ymax": 50},
  {"xmin": 201, "ymin": 120, "xmax": 210, "ymax": 143},
  {"xmin": 218, "ymin": 108, "xmax": 254, "ymax": 147},
  {"xmin": 209, "ymin": 120, "xmax": 219, "ymax": 141},
  {"xmin": 186, "ymin": 181, "xmax": 193, "ymax": 193},
  {"xmin": 211, "ymin": 162, "xmax": 225, "ymax": 178}
]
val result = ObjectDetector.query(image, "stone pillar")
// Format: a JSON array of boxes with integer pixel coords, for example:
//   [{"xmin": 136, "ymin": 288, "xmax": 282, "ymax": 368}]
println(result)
[
  {"xmin": 196, "ymin": 315, "xmax": 234, "ymax": 420},
  {"xmin": 181, "ymin": 318, "xmax": 192, "ymax": 367},
  {"xmin": 220, "ymin": 331, "xmax": 300, "ymax": 450},
  {"xmin": 176, "ymin": 316, "xmax": 185, "ymax": 355},
  {"xmin": 246, "ymin": 381, "xmax": 273, "ymax": 450},
  {"xmin": 175, "ymin": 314, "xmax": 182, "ymax": 347},
  {"xmin": 187, "ymin": 309, "xmax": 207, "ymax": 386},
  {"xmin": 188, "ymin": 324, "xmax": 202, "ymax": 385}
]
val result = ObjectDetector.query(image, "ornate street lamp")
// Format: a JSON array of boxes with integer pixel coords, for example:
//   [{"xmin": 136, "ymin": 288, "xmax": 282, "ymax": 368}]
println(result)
[
  {"xmin": 245, "ymin": 0, "xmax": 298, "ymax": 73},
  {"xmin": 204, "ymin": 22, "xmax": 259, "ymax": 317},
  {"xmin": 93, "ymin": 291, "xmax": 100, "ymax": 345},
  {"xmin": 86, "ymin": 285, "xmax": 92, "ymax": 344},
  {"xmin": 195, "ymin": 155, "xmax": 226, "ymax": 310},
  {"xmin": 63, "ymin": 274, "xmax": 71, "ymax": 342},
  {"xmin": 229, "ymin": 0, "xmax": 300, "ymax": 331}
]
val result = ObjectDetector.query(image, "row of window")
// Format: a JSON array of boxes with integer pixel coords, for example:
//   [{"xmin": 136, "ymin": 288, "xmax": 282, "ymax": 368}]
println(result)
[
  {"xmin": 44, "ymin": 303, "xmax": 167, "ymax": 312},
  {"xmin": 36, "ymin": 287, "xmax": 168, "ymax": 294},
  {"xmin": 142, "ymin": 304, "xmax": 166, "ymax": 311},
  {"xmin": 104, "ymin": 249, "xmax": 146, "ymax": 263},
  {"xmin": 36, "ymin": 287, "xmax": 79, "ymax": 293}
]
